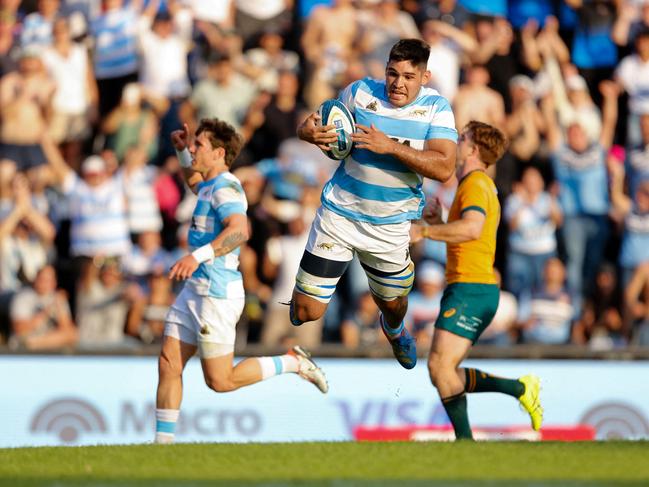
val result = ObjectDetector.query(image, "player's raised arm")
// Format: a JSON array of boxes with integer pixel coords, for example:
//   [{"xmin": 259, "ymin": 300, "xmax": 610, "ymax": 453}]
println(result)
[
  {"xmin": 171, "ymin": 123, "xmax": 203, "ymax": 194},
  {"xmin": 297, "ymin": 112, "xmax": 339, "ymax": 151}
]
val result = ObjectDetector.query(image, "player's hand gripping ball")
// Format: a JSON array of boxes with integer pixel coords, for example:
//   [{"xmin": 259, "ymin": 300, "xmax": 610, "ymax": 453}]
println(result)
[{"xmin": 317, "ymin": 99, "xmax": 355, "ymax": 160}]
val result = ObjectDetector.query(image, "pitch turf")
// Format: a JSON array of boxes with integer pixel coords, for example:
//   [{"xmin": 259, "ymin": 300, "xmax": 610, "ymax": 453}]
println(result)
[{"xmin": 1, "ymin": 441, "xmax": 648, "ymax": 487}]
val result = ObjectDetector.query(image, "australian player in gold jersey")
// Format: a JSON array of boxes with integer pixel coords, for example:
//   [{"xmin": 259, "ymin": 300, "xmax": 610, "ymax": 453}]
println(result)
[{"xmin": 411, "ymin": 121, "xmax": 543, "ymax": 440}]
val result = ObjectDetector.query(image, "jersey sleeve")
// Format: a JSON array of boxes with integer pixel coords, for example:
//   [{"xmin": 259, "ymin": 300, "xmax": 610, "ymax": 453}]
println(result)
[
  {"xmin": 426, "ymin": 95, "xmax": 458, "ymax": 142},
  {"xmin": 456, "ymin": 177, "xmax": 490, "ymax": 216},
  {"xmin": 211, "ymin": 178, "xmax": 248, "ymax": 222}
]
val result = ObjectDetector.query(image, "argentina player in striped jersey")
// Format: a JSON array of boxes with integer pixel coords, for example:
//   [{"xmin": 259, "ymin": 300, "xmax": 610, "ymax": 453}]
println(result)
[
  {"xmin": 293, "ymin": 39, "xmax": 457, "ymax": 369},
  {"xmin": 154, "ymin": 119, "xmax": 328, "ymax": 444}
]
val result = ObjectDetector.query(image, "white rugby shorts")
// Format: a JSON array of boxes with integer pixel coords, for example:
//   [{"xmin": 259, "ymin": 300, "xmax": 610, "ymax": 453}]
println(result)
[
  {"xmin": 307, "ymin": 206, "xmax": 412, "ymax": 272},
  {"xmin": 164, "ymin": 280, "xmax": 244, "ymax": 358},
  {"xmin": 294, "ymin": 206, "xmax": 414, "ymax": 303}
]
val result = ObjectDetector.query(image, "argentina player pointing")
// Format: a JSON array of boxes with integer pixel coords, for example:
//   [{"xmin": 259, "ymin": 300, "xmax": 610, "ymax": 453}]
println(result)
[
  {"xmin": 154, "ymin": 119, "xmax": 328, "ymax": 444},
  {"xmin": 293, "ymin": 39, "xmax": 457, "ymax": 368}
]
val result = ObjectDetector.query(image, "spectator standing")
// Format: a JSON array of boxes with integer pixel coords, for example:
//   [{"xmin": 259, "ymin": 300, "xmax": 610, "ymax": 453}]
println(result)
[
  {"xmin": 542, "ymin": 80, "xmax": 618, "ymax": 301},
  {"xmin": 180, "ymin": 54, "xmax": 257, "ymax": 133},
  {"xmin": 615, "ymin": 28, "xmax": 649, "ymax": 147},
  {"xmin": 503, "ymin": 166, "xmax": 562, "ymax": 298},
  {"xmin": 568, "ymin": 0, "xmax": 618, "ymax": 100},
  {"xmin": 137, "ymin": 5, "xmax": 192, "ymax": 100},
  {"xmin": 0, "ymin": 47, "xmax": 54, "ymax": 170},
  {"xmin": 505, "ymin": 75, "xmax": 546, "ymax": 163},
  {"xmin": 42, "ymin": 16, "xmax": 98, "ymax": 169},
  {"xmin": 20, "ymin": 0, "xmax": 60, "ymax": 48},
  {"xmin": 42, "ymin": 137, "xmax": 131, "ymax": 259},
  {"xmin": 91, "ymin": 0, "xmax": 152, "ymax": 117}
]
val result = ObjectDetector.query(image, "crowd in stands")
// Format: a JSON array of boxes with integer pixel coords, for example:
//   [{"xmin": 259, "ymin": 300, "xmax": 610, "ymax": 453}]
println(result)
[{"xmin": 2, "ymin": 0, "xmax": 649, "ymax": 352}]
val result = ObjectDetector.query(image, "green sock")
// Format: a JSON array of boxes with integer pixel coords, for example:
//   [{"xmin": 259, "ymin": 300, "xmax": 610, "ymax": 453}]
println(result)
[
  {"xmin": 441, "ymin": 392, "xmax": 473, "ymax": 440},
  {"xmin": 464, "ymin": 368, "xmax": 525, "ymax": 398}
]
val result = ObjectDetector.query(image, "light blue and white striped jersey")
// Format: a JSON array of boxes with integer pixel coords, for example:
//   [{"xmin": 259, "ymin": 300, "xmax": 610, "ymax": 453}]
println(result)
[
  {"xmin": 91, "ymin": 7, "xmax": 138, "ymax": 79},
  {"xmin": 620, "ymin": 207, "xmax": 649, "ymax": 269},
  {"xmin": 187, "ymin": 172, "xmax": 248, "ymax": 298},
  {"xmin": 551, "ymin": 143, "xmax": 609, "ymax": 217},
  {"xmin": 62, "ymin": 172, "xmax": 131, "ymax": 258},
  {"xmin": 20, "ymin": 13, "xmax": 53, "ymax": 48},
  {"xmin": 322, "ymin": 77, "xmax": 457, "ymax": 225}
]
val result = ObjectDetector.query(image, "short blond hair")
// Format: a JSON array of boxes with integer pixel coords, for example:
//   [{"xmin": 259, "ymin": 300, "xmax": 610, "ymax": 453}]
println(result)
[{"xmin": 464, "ymin": 121, "xmax": 508, "ymax": 166}]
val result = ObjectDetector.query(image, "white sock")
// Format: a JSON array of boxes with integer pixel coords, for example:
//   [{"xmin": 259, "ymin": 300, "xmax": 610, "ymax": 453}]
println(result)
[
  {"xmin": 155, "ymin": 408, "xmax": 179, "ymax": 444},
  {"xmin": 257, "ymin": 354, "xmax": 299, "ymax": 380}
]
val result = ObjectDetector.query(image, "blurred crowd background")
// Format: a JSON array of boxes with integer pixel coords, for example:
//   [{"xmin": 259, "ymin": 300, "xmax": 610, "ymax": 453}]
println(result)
[{"xmin": 1, "ymin": 0, "xmax": 649, "ymax": 353}]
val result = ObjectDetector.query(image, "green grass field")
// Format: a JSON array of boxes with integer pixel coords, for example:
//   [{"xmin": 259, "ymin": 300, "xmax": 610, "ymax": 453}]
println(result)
[{"xmin": 1, "ymin": 441, "xmax": 649, "ymax": 487}]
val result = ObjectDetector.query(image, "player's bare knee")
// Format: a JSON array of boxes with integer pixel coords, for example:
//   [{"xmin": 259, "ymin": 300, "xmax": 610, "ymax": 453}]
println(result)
[
  {"xmin": 205, "ymin": 376, "xmax": 236, "ymax": 393},
  {"xmin": 292, "ymin": 294, "xmax": 326, "ymax": 324},
  {"xmin": 427, "ymin": 353, "xmax": 451, "ymax": 387}
]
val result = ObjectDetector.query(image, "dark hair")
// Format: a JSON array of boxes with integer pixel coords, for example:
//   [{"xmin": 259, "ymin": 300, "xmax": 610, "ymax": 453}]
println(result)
[
  {"xmin": 464, "ymin": 121, "xmax": 508, "ymax": 165},
  {"xmin": 388, "ymin": 38, "xmax": 431, "ymax": 69},
  {"xmin": 196, "ymin": 118, "xmax": 243, "ymax": 167}
]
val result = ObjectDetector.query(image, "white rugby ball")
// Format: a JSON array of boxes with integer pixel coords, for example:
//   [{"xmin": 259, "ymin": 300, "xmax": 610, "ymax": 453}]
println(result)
[{"xmin": 317, "ymin": 99, "xmax": 355, "ymax": 160}]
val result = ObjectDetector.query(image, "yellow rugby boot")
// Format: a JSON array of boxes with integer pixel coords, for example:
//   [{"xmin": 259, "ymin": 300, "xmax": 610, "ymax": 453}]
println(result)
[{"xmin": 518, "ymin": 374, "xmax": 543, "ymax": 431}]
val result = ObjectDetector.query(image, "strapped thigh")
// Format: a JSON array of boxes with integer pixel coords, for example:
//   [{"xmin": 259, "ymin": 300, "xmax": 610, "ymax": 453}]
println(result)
[
  {"xmin": 361, "ymin": 260, "xmax": 415, "ymax": 301},
  {"xmin": 294, "ymin": 250, "xmax": 350, "ymax": 303}
]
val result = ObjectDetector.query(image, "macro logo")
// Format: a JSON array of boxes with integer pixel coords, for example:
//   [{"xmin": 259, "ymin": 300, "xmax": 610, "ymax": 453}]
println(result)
[
  {"xmin": 580, "ymin": 402, "xmax": 649, "ymax": 439},
  {"xmin": 30, "ymin": 398, "xmax": 108, "ymax": 443}
]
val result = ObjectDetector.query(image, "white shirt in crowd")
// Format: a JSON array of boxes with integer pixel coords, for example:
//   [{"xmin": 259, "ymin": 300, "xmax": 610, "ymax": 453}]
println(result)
[
  {"xmin": 42, "ymin": 43, "xmax": 91, "ymax": 115},
  {"xmin": 137, "ymin": 13, "xmax": 192, "ymax": 99},
  {"xmin": 616, "ymin": 54, "xmax": 649, "ymax": 115}
]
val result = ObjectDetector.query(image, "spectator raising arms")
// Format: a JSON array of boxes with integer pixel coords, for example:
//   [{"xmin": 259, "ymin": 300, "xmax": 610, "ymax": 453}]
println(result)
[{"xmin": 542, "ymin": 80, "xmax": 619, "ymax": 303}]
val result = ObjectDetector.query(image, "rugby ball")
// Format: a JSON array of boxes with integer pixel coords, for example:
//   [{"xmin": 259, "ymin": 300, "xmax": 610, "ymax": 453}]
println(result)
[{"xmin": 317, "ymin": 99, "xmax": 355, "ymax": 160}]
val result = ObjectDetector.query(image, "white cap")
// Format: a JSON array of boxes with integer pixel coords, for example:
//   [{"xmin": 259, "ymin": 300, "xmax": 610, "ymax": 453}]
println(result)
[
  {"xmin": 418, "ymin": 261, "xmax": 445, "ymax": 284},
  {"xmin": 81, "ymin": 155, "xmax": 106, "ymax": 174}
]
